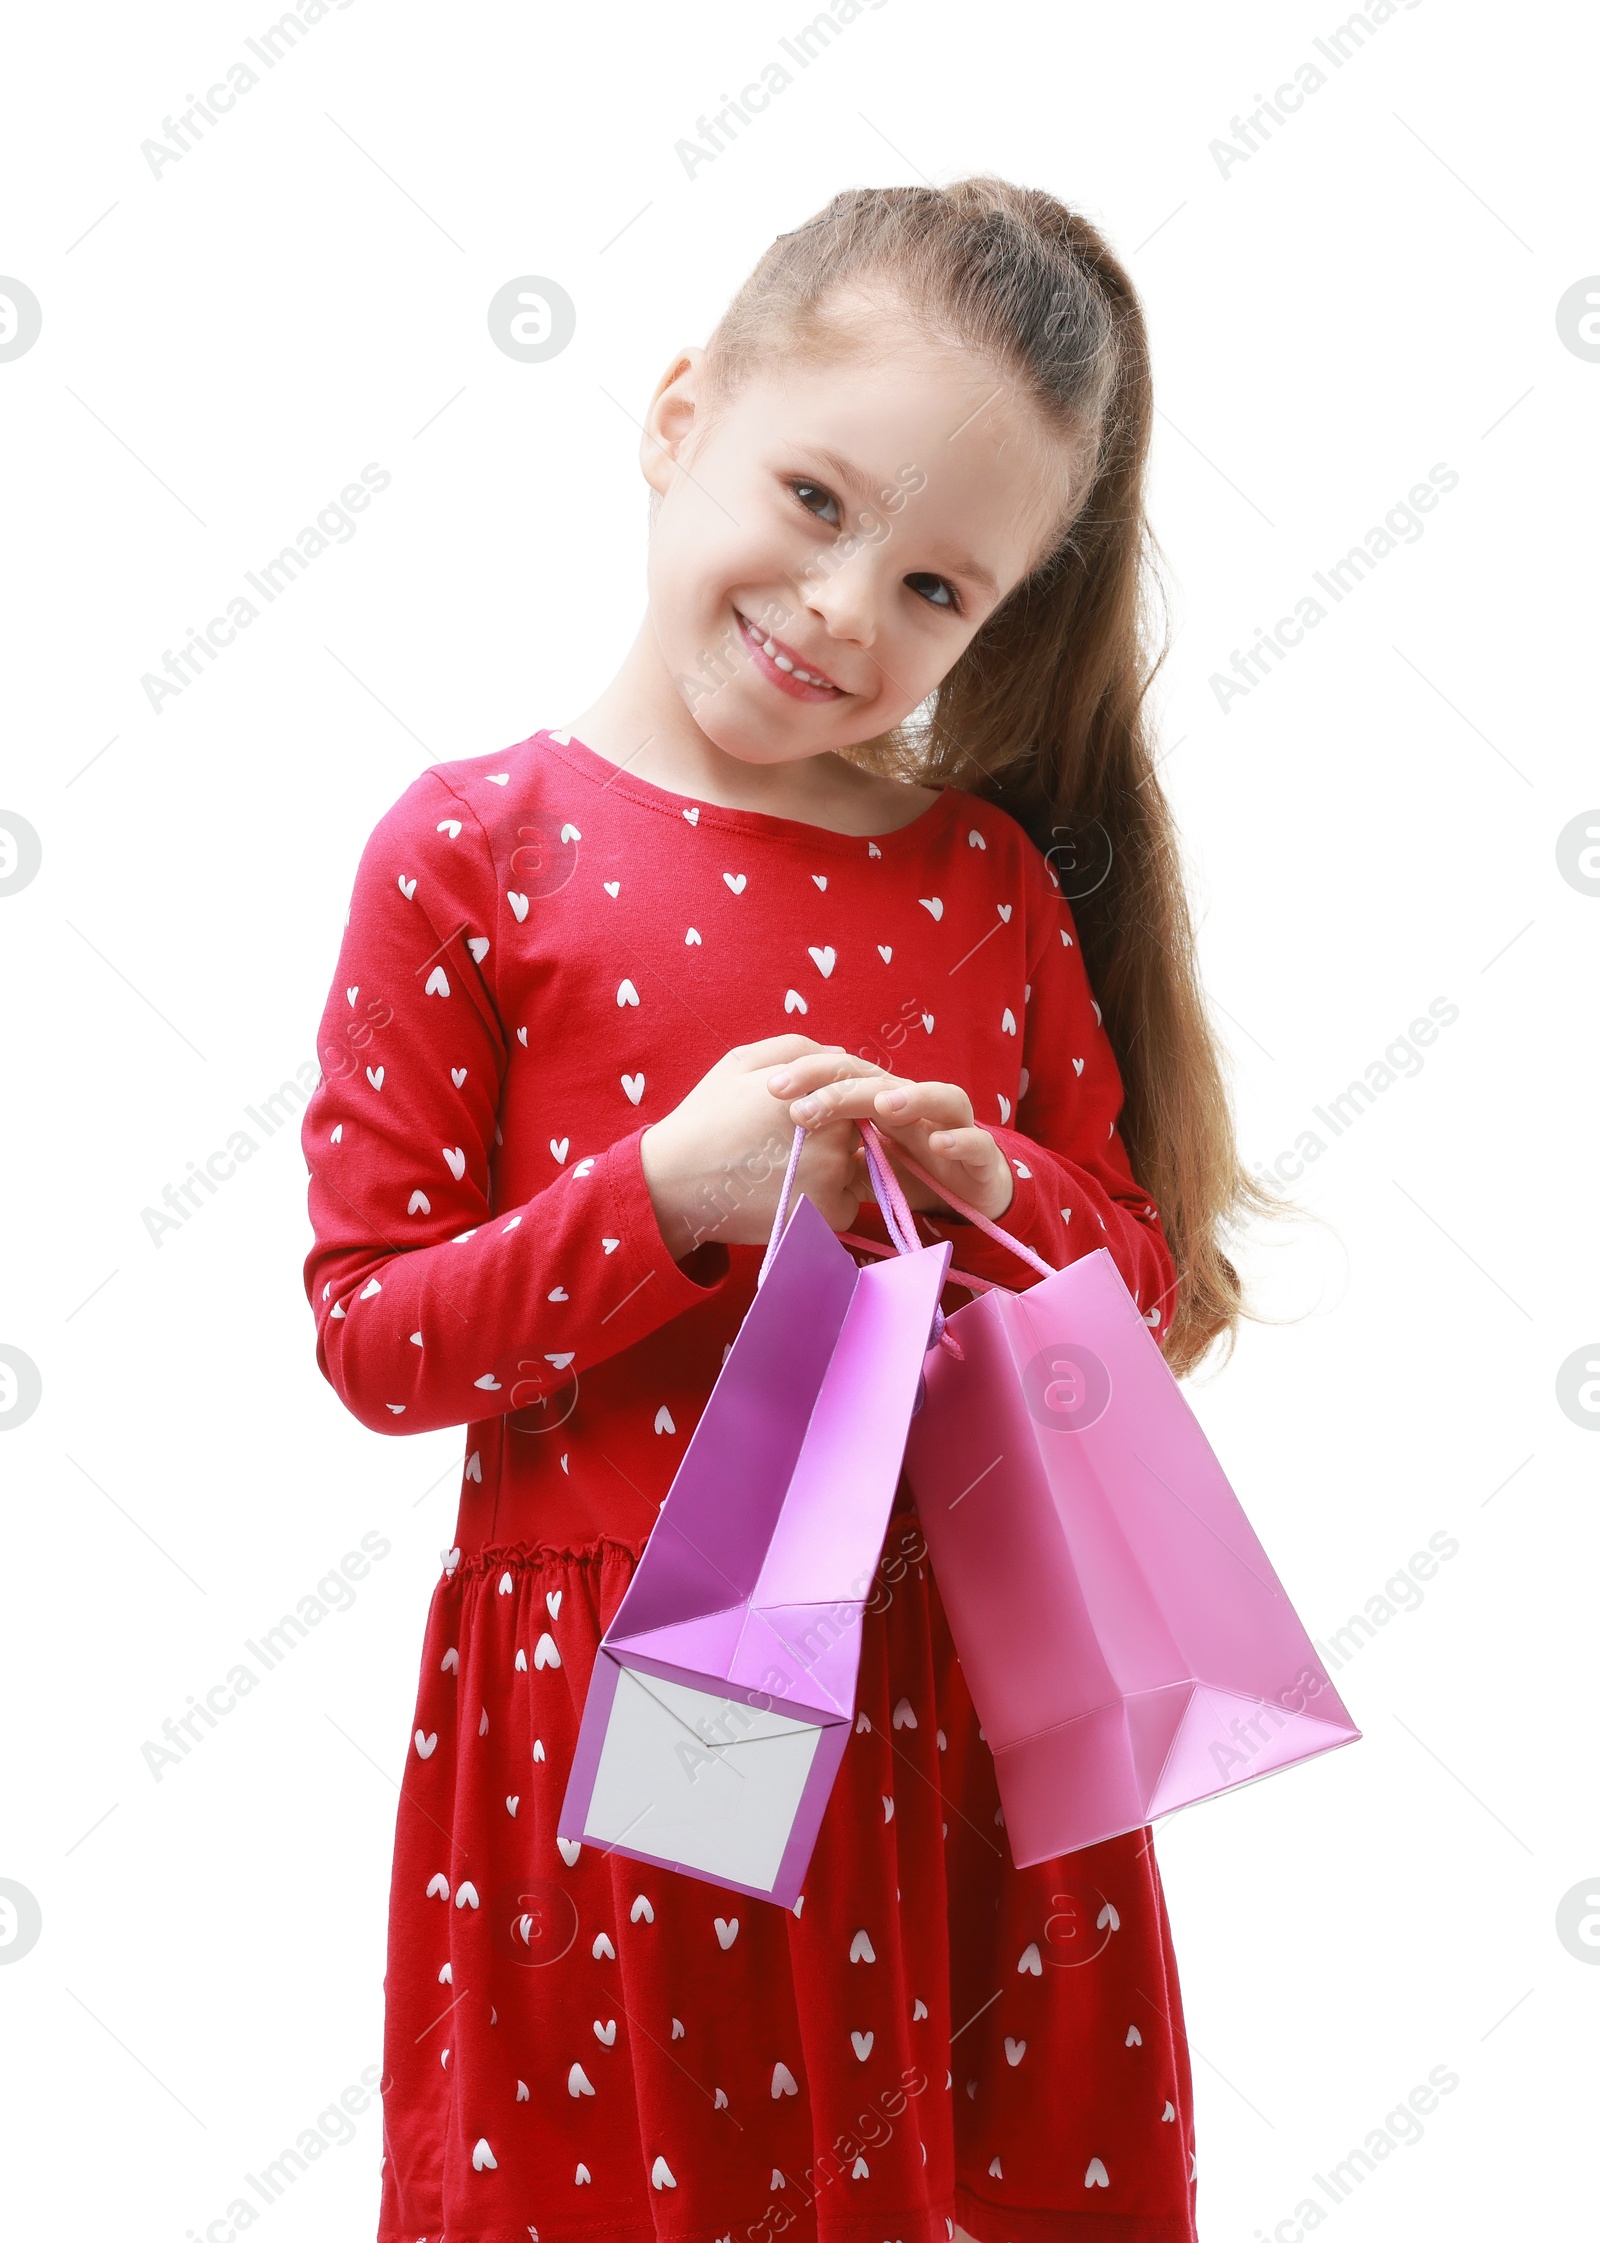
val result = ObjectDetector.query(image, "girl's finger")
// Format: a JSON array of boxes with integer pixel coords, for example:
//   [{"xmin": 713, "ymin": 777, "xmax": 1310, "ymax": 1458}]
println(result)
[
  {"xmin": 737, "ymin": 1035, "xmax": 845, "ymax": 1070},
  {"xmin": 784, "ymin": 1075, "xmax": 902, "ymax": 1125},
  {"xmin": 768, "ymin": 1055, "xmax": 892, "ymax": 1107},
  {"xmin": 869, "ymin": 1078, "xmax": 974, "ymax": 1131},
  {"xmin": 919, "ymin": 1123, "xmax": 1004, "ymax": 1176}
]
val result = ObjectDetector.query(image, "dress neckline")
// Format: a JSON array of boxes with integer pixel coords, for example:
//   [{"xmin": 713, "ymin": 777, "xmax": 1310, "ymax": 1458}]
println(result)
[{"xmin": 534, "ymin": 729, "xmax": 961, "ymax": 854}]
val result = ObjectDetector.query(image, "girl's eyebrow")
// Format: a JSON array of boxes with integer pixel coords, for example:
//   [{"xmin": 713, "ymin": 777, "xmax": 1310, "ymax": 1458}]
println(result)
[
  {"xmin": 799, "ymin": 443, "xmax": 999, "ymax": 598},
  {"xmin": 799, "ymin": 441, "xmax": 878, "ymax": 501}
]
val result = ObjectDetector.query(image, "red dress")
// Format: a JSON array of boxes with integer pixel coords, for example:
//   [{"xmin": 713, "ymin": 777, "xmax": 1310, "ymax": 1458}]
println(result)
[{"xmin": 300, "ymin": 728, "xmax": 1199, "ymax": 2243}]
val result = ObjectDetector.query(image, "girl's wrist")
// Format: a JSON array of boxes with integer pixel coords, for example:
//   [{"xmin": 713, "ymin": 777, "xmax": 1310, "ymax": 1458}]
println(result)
[{"xmin": 639, "ymin": 1124, "xmax": 693, "ymax": 1251}]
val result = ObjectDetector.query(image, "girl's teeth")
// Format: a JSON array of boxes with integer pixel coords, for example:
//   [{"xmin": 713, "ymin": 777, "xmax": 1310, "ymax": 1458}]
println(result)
[{"xmin": 744, "ymin": 612, "xmax": 831, "ymax": 689}]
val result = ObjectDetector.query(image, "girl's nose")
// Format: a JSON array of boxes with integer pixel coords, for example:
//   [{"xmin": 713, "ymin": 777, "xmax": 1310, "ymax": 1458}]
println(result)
[{"xmin": 801, "ymin": 563, "xmax": 881, "ymax": 652}]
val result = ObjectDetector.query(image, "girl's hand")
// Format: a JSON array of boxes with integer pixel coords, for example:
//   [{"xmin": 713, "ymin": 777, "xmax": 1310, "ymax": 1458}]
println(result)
[
  {"xmin": 640, "ymin": 1035, "xmax": 875, "ymax": 1256},
  {"xmin": 764, "ymin": 1054, "xmax": 1016, "ymax": 1224}
]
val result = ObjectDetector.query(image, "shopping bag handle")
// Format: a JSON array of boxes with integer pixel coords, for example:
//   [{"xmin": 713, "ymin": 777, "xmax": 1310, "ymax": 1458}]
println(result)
[
  {"xmin": 883, "ymin": 1130, "xmax": 1185, "ymax": 1339},
  {"xmin": 862, "ymin": 1121, "xmax": 1058, "ymax": 1280},
  {"xmin": 759, "ymin": 1118, "xmax": 974, "ymax": 1353},
  {"xmin": 758, "ymin": 1117, "xmax": 916, "ymax": 1288},
  {"xmin": 758, "ymin": 1117, "xmax": 1058, "ymax": 1294}
]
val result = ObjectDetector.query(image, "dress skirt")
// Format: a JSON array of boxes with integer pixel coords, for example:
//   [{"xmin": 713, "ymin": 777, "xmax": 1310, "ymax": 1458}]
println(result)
[{"xmin": 375, "ymin": 1498, "xmax": 1200, "ymax": 2243}]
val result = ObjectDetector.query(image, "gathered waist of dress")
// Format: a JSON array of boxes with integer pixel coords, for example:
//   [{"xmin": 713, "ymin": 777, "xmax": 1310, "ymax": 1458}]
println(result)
[
  {"xmin": 445, "ymin": 1531, "xmax": 647, "ymax": 1581},
  {"xmin": 446, "ymin": 1473, "xmax": 921, "ymax": 1585}
]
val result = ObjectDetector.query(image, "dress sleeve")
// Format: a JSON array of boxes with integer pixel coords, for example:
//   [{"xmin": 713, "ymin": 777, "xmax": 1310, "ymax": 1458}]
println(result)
[
  {"xmin": 300, "ymin": 767, "xmax": 732, "ymax": 1436},
  {"xmin": 916, "ymin": 850, "xmax": 1179, "ymax": 1343}
]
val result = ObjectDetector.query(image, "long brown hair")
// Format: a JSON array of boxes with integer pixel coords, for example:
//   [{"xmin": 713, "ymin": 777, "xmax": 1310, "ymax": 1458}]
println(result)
[{"xmin": 699, "ymin": 175, "xmax": 1295, "ymax": 1377}]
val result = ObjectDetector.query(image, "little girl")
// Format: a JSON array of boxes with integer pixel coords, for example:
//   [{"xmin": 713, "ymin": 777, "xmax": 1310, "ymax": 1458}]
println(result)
[{"xmin": 302, "ymin": 175, "xmax": 1262, "ymax": 2243}]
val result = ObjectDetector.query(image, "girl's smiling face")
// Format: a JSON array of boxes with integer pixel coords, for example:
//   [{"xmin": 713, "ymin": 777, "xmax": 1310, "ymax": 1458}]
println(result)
[{"xmin": 639, "ymin": 306, "xmax": 1079, "ymax": 769}]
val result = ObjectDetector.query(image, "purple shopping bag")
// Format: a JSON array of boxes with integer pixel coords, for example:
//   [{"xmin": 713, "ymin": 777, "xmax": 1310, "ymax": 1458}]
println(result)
[
  {"xmin": 558, "ymin": 1123, "xmax": 951, "ymax": 1906},
  {"xmin": 866, "ymin": 1144, "xmax": 1364, "ymax": 1866}
]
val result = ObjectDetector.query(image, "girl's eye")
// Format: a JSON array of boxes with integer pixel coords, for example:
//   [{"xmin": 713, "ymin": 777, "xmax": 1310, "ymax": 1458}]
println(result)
[
  {"xmin": 789, "ymin": 479, "xmax": 841, "ymax": 526},
  {"xmin": 905, "ymin": 572, "xmax": 960, "ymax": 613}
]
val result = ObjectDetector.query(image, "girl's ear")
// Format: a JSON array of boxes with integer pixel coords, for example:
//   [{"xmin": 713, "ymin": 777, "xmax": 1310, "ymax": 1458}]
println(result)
[{"xmin": 640, "ymin": 345, "xmax": 706, "ymax": 499}]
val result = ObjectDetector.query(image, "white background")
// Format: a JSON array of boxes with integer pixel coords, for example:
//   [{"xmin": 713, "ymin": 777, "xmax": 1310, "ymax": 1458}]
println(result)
[{"xmin": 1, "ymin": 1, "xmax": 1593, "ymax": 2236}]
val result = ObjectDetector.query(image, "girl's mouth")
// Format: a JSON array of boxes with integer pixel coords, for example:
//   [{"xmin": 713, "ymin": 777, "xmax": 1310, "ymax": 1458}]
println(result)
[{"xmin": 735, "ymin": 609, "xmax": 847, "ymax": 702}]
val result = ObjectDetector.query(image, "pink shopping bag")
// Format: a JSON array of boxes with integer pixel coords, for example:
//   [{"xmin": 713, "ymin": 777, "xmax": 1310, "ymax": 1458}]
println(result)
[
  {"xmin": 857, "ymin": 1139, "xmax": 1364, "ymax": 1866},
  {"xmin": 559, "ymin": 1123, "xmax": 952, "ymax": 1906}
]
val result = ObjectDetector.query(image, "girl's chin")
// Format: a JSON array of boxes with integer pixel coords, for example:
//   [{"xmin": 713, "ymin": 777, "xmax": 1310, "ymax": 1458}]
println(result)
[{"xmin": 695, "ymin": 720, "xmax": 825, "ymax": 769}]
